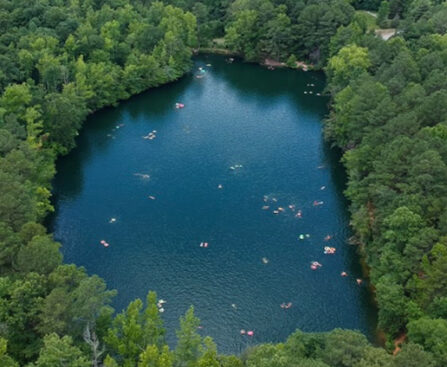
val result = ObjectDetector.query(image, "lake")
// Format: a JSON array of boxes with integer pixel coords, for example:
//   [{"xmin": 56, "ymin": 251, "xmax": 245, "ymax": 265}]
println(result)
[{"xmin": 50, "ymin": 55, "xmax": 377, "ymax": 353}]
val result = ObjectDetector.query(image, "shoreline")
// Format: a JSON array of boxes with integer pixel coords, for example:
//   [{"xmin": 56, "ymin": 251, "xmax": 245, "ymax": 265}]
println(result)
[{"xmin": 196, "ymin": 47, "xmax": 314, "ymax": 71}]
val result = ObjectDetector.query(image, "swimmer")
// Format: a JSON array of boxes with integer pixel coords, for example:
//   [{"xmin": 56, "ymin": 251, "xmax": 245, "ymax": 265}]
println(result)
[
  {"xmin": 272, "ymin": 198, "xmax": 278, "ymax": 202},
  {"xmin": 203, "ymin": 242, "xmax": 209, "ymax": 248},
  {"xmin": 273, "ymin": 210, "xmax": 279, "ymax": 214},
  {"xmin": 148, "ymin": 195, "xmax": 156, "ymax": 200},
  {"xmin": 285, "ymin": 302, "xmax": 292, "ymax": 309},
  {"xmin": 262, "ymin": 205, "xmax": 270, "ymax": 210},
  {"xmin": 240, "ymin": 329, "xmax": 246, "ymax": 335},
  {"xmin": 295, "ymin": 210, "xmax": 302, "ymax": 218},
  {"xmin": 356, "ymin": 279, "xmax": 363, "ymax": 285},
  {"xmin": 134, "ymin": 173, "xmax": 150, "ymax": 179},
  {"xmin": 218, "ymin": 184, "xmax": 223, "ymax": 189},
  {"xmin": 299, "ymin": 234, "xmax": 305, "ymax": 240},
  {"xmin": 262, "ymin": 257, "xmax": 269, "ymax": 264},
  {"xmin": 103, "ymin": 242, "xmax": 109, "ymax": 247},
  {"xmin": 278, "ymin": 207, "xmax": 285, "ymax": 212},
  {"xmin": 199, "ymin": 242, "xmax": 204, "ymax": 247},
  {"xmin": 341, "ymin": 272, "xmax": 348, "ymax": 277},
  {"xmin": 324, "ymin": 247, "xmax": 336, "ymax": 254},
  {"xmin": 109, "ymin": 218, "xmax": 116, "ymax": 223},
  {"xmin": 280, "ymin": 303, "xmax": 286, "ymax": 309},
  {"xmin": 159, "ymin": 308, "xmax": 164, "ymax": 313},
  {"xmin": 100, "ymin": 240, "xmax": 106, "ymax": 244},
  {"xmin": 288, "ymin": 204, "xmax": 295, "ymax": 210},
  {"xmin": 324, "ymin": 235, "xmax": 332, "ymax": 241},
  {"xmin": 320, "ymin": 185, "xmax": 326, "ymax": 190},
  {"xmin": 247, "ymin": 331, "xmax": 254, "ymax": 336}
]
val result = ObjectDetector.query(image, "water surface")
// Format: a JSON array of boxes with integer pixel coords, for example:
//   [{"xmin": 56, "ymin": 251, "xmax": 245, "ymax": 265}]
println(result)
[{"xmin": 51, "ymin": 55, "xmax": 377, "ymax": 352}]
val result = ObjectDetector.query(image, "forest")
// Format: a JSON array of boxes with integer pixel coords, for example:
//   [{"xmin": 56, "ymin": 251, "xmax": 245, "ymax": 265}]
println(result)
[{"xmin": 1, "ymin": 0, "xmax": 447, "ymax": 366}]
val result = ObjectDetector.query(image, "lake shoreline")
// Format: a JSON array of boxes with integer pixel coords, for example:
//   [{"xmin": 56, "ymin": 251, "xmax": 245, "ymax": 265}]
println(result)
[{"xmin": 52, "ymin": 54, "xmax": 378, "ymax": 352}]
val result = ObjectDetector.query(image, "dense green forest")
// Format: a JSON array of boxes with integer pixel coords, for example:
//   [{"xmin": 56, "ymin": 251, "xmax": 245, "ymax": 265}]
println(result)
[{"xmin": 1, "ymin": 0, "xmax": 447, "ymax": 366}]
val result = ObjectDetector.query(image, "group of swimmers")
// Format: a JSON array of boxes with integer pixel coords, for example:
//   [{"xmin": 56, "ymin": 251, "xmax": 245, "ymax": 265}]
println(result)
[
  {"xmin": 199, "ymin": 242, "xmax": 209, "ymax": 248},
  {"xmin": 280, "ymin": 302, "xmax": 293, "ymax": 309},
  {"xmin": 240, "ymin": 329, "xmax": 254, "ymax": 336},
  {"xmin": 196, "ymin": 67, "xmax": 207, "ymax": 79},
  {"xmin": 157, "ymin": 299, "xmax": 166, "ymax": 313},
  {"xmin": 324, "ymin": 246, "xmax": 336, "ymax": 255},
  {"xmin": 310, "ymin": 261, "xmax": 322, "ymax": 270},
  {"xmin": 143, "ymin": 130, "xmax": 157, "ymax": 140},
  {"xmin": 100, "ymin": 240, "xmax": 110, "ymax": 248},
  {"xmin": 175, "ymin": 102, "xmax": 185, "ymax": 109},
  {"xmin": 304, "ymin": 83, "xmax": 322, "ymax": 96},
  {"xmin": 263, "ymin": 195, "xmax": 325, "ymax": 217}
]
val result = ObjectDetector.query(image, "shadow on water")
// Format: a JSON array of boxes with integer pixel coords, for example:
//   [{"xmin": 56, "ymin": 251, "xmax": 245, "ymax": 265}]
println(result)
[
  {"xmin": 49, "ymin": 74, "xmax": 192, "ymax": 206},
  {"xmin": 200, "ymin": 54, "xmax": 328, "ymax": 116},
  {"xmin": 322, "ymin": 141, "xmax": 379, "ymax": 343}
]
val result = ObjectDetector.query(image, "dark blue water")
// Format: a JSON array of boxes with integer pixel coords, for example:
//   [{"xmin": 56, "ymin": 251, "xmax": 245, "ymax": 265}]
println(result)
[{"xmin": 51, "ymin": 55, "xmax": 377, "ymax": 353}]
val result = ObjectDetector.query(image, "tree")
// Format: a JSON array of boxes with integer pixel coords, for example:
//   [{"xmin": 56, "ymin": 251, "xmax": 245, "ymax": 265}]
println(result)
[
  {"xmin": 377, "ymin": 1, "xmax": 390, "ymax": 27},
  {"xmin": 139, "ymin": 345, "xmax": 173, "ymax": 367},
  {"xmin": 321, "ymin": 329, "xmax": 369, "ymax": 367},
  {"xmin": 407, "ymin": 318, "xmax": 447, "ymax": 366},
  {"xmin": 375, "ymin": 277, "xmax": 408, "ymax": 336},
  {"xmin": 31, "ymin": 334, "xmax": 90, "ymax": 367},
  {"xmin": 354, "ymin": 346, "xmax": 394, "ymax": 367},
  {"xmin": 327, "ymin": 44, "xmax": 371, "ymax": 92},
  {"xmin": 16, "ymin": 235, "xmax": 62, "ymax": 275},
  {"xmin": 0, "ymin": 338, "xmax": 18, "ymax": 367},
  {"xmin": 225, "ymin": 10, "xmax": 260, "ymax": 61},
  {"xmin": 197, "ymin": 337, "xmax": 219, "ymax": 367},
  {"xmin": 394, "ymin": 342, "xmax": 436, "ymax": 367},
  {"xmin": 175, "ymin": 306, "xmax": 202, "ymax": 367},
  {"xmin": 105, "ymin": 291, "xmax": 165, "ymax": 366}
]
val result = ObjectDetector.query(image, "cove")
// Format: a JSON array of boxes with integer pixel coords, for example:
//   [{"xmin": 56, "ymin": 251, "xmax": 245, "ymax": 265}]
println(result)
[{"xmin": 50, "ymin": 55, "xmax": 377, "ymax": 353}]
